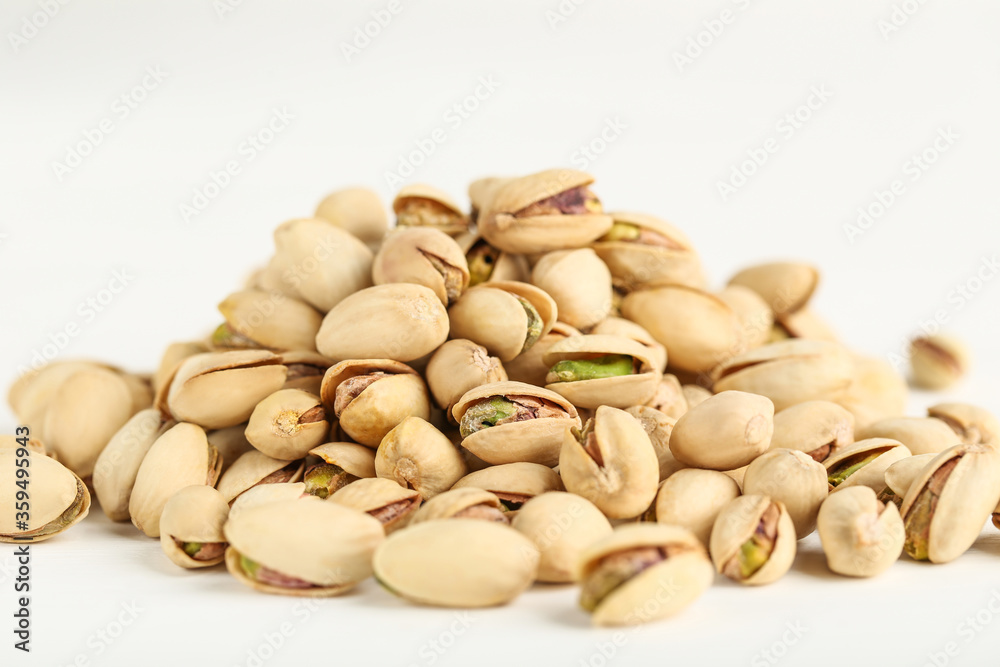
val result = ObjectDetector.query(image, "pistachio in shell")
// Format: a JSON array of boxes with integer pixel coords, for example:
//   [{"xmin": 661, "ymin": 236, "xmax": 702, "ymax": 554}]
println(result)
[
  {"xmin": 669, "ymin": 391, "xmax": 774, "ymax": 471},
  {"xmin": 304, "ymin": 442, "xmax": 377, "ymax": 499},
  {"xmin": 314, "ymin": 186, "xmax": 388, "ymax": 249},
  {"xmin": 625, "ymin": 405, "xmax": 684, "ymax": 481},
  {"xmin": 743, "ymin": 449, "xmax": 828, "ymax": 539},
  {"xmin": 709, "ymin": 495, "xmax": 796, "ymax": 585},
  {"xmin": 543, "ymin": 334, "xmax": 661, "ymax": 410},
  {"xmin": 211, "ymin": 289, "xmax": 323, "ymax": 352},
  {"xmin": 0, "ymin": 449, "xmax": 90, "ymax": 543},
  {"xmin": 206, "ymin": 424, "xmax": 255, "ymax": 473},
  {"xmin": 410, "ymin": 487, "xmax": 508, "ymax": 525},
  {"xmin": 646, "ymin": 469, "xmax": 740, "ymax": 546},
  {"xmin": 857, "ymin": 417, "xmax": 961, "ymax": 457},
  {"xmin": 93, "ymin": 408, "xmax": 170, "ymax": 521},
  {"xmin": 824, "ymin": 438, "xmax": 911, "ymax": 494},
  {"xmin": 727, "ymin": 261, "xmax": 819, "ymax": 317},
  {"xmin": 770, "ymin": 400, "xmax": 854, "ymax": 463},
  {"xmin": 228, "ymin": 482, "xmax": 306, "ymax": 521},
  {"xmin": 153, "ymin": 342, "xmax": 209, "ymax": 396},
  {"xmin": 883, "ymin": 453, "xmax": 937, "ymax": 499},
  {"xmin": 927, "ymin": 402, "xmax": 1000, "ymax": 446},
  {"xmin": 835, "ymin": 354, "xmax": 908, "ymax": 431},
  {"xmin": 451, "ymin": 462, "xmax": 564, "ymax": 515},
  {"xmin": 373, "ymin": 227, "xmax": 471, "ymax": 307},
  {"xmin": 216, "ymin": 449, "xmax": 304, "ymax": 504},
  {"xmin": 393, "ymin": 184, "xmax": 469, "ymax": 235},
  {"xmin": 590, "ymin": 317, "xmax": 668, "ymax": 374},
  {"xmin": 717, "ymin": 284, "xmax": 774, "ymax": 351},
  {"xmin": 278, "ymin": 351, "xmax": 333, "ymax": 396},
  {"xmin": 503, "ymin": 321, "xmax": 581, "ymax": 387},
  {"xmin": 375, "ymin": 417, "xmax": 467, "ymax": 499},
  {"xmin": 244, "ymin": 389, "xmax": 329, "ymax": 460},
  {"xmin": 448, "ymin": 281, "xmax": 557, "ymax": 362},
  {"xmin": 592, "ymin": 211, "xmax": 705, "ymax": 291},
  {"xmin": 425, "ymin": 339, "xmax": 507, "ymax": 419},
  {"xmin": 816, "ymin": 486, "xmax": 904, "ymax": 577},
  {"xmin": 531, "ymin": 248, "xmax": 613, "ymax": 330},
  {"xmin": 160, "ymin": 485, "xmax": 229, "ymax": 569},
  {"xmin": 909, "ymin": 334, "xmax": 969, "ymax": 390},
  {"xmin": 454, "ymin": 231, "xmax": 530, "ymax": 287},
  {"xmin": 330, "ymin": 477, "xmax": 421, "ymax": 534}
]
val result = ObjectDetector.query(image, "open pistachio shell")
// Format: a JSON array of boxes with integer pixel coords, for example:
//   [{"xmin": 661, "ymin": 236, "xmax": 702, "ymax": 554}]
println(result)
[
  {"xmin": 577, "ymin": 523, "xmax": 713, "ymax": 626},
  {"xmin": 245, "ymin": 389, "xmax": 329, "ymax": 460},
  {"xmin": 817, "ymin": 486, "xmax": 904, "ymax": 577},
  {"xmin": 227, "ymin": 482, "xmax": 306, "ymax": 521},
  {"xmin": 425, "ymin": 339, "xmax": 507, "ymax": 418},
  {"xmin": 216, "ymin": 450, "xmax": 304, "ymax": 504},
  {"xmin": 592, "ymin": 211, "xmax": 705, "ymax": 291},
  {"xmin": 835, "ymin": 355, "xmax": 908, "ymax": 430},
  {"xmin": 320, "ymin": 359, "xmax": 431, "ymax": 447},
  {"xmin": 375, "ymin": 417, "xmax": 467, "ymax": 499},
  {"xmin": 591, "ymin": 317, "xmax": 668, "ymax": 374},
  {"xmin": 393, "ymin": 184, "xmax": 469, "ymax": 235},
  {"xmin": 910, "ymin": 334, "xmax": 969, "ymax": 390},
  {"xmin": 468, "ymin": 176, "xmax": 512, "ymax": 220},
  {"xmin": 927, "ymin": 403, "xmax": 1000, "ymax": 446},
  {"xmin": 884, "ymin": 453, "xmax": 937, "ymax": 498},
  {"xmin": 165, "ymin": 350, "xmax": 288, "ymax": 430},
  {"xmin": 503, "ymin": 321, "xmax": 581, "ymax": 386},
  {"xmin": 225, "ymin": 497, "xmax": 385, "ymax": 596},
  {"xmin": 153, "ymin": 342, "xmax": 210, "ymax": 398},
  {"xmin": 858, "ymin": 417, "xmax": 961, "ymax": 456},
  {"xmin": 448, "ymin": 281, "xmax": 557, "ymax": 362},
  {"xmin": 710, "ymin": 495, "xmax": 796, "ymax": 585},
  {"xmin": 774, "ymin": 307, "xmax": 837, "ymax": 342},
  {"xmin": 410, "ymin": 487, "xmax": 507, "ymax": 524},
  {"xmin": 727, "ymin": 262, "xmax": 819, "ymax": 317},
  {"xmin": 93, "ymin": 408, "xmax": 169, "ymax": 521},
  {"xmin": 309, "ymin": 442, "xmax": 377, "ymax": 478},
  {"xmin": 454, "ymin": 231, "xmax": 530, "ymax": 286},
  {"xmin": 648, "ymin": 469, "xmax": 740, "ymax": 545},
  {"xmin": 670, "ymin": 391, "xmax": 774, "ymax": 471},
  {"xmin": 478, "ymin": 169, "xmax": 612, "ymax": 254},
  {"xmin": 824, "ymin": 438, "xmax": 911, "ymax": 494},
  {"xmin": 743, "ymin": 449, "xmax": 828, "ymax": 539},
  {"xmin": 314, "ymin": 186, "xmax": 388, "ymax": 249},
  {"xmin": 330, "ymin": 478, "xmax": 421, "ymax": 534},
  {"xmin": 770, "ymin": 400, "xmax": 854, "ymax": 463},
  {"xmin": 559, "ymin": 406, "xmax": 659, "ymax": 519},
  {"xmin": 624, "ymin": 405, "xmax": 683, "ymax": 481},
  {"xmin": 373, "ymin": 519, "xmax": 538, "ymax": 607},
  {"xmin": 543, "ymin": 335, "xmax": 661, "ymax": 410},
  {"xmin": 9, "ymin": 360, "xmax": 113, "ymax": 432},
  {"xmin": 531, "ymin": 248, "xmax": 612, "ymax": 330},
  {"xmin": 373, "ymin": 227, "xmax": 471, "ymax": 307},
  {"xmin": 159, "ymin": 485, "xmax": 229, "ymax": 569},
  {"xmin": 213, "ymin": 289, "xmax": 322, "ymax": 352},
  {"xmin": 451, "ymin": 381, "xmax": 580, "ymax": 467},
  {"xmin": 129, "ymin": 423, "xmax": 222, "ymax": 537},
  {"xmin": 0, "ymin": 449, "xmax": 90, "ymax": 543},
  {"xmin": 452, "ymin": 462, "xmax": 565, "ymax": 516},
  {"xmin": 717, "ymin": 285, "xmax": 774, "ymax": 351},
  {"xmin": 279, "ymin": 351, "xmax": 334, "ymax": 395}
]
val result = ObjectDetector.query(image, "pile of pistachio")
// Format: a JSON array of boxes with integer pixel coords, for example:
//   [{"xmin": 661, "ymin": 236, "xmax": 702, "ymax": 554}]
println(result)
[{"xmin": 3, "ymin": 168, "xmax": 998, "ymax": 626}]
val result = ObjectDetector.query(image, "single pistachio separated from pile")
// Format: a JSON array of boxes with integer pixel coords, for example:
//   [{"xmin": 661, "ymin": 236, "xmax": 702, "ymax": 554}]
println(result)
[
  {"xmin": 303, "ymin": 442, "xmax": 376, "ymax": 499},
  {"xmin": 0, "ymin": 449, "xmax": 90, "ymax": 543},
  {"xmin": 159, "ymin": 485, "xmax": 230, "ymax": 569},
  {"xmin": 710, "ymin": 495, "xmax": 797, "ymax": 585},
  {"xmin": 909, "ymin": 334, "xmax": 969, "ymax": 390},
  {"xmin": 816, "ymin": 486, "xmax": 904, "ymax": 577}
]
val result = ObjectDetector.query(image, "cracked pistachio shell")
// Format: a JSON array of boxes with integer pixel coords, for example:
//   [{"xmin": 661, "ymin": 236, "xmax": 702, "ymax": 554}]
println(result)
[
  {"xmin": 207, "ymin": 425, "xmax": 254, "ymax": 474},
  {"xmin": 425, "ymin": 339, "xmax": 507, "ymax": 418},
  {"xmin": 448, "ymin": 281, "xmax": 557, "ymax": 362},
  {"xmin": 713, "ymin": 340, "xmax": 854, "ymax": 412},
  {"xmin": 649, "ymin": 469, "xmax": 740, "ymax": 545},
  {"xmin": 468, "ymin": 176, "xmax": 512, "ymax": 223},
  {"xmin": 374, "ymin": 519, "xmax": 538, "ymax": 607},
  {"xmin": 375, "ymin": 417, "xmax": 467, "ymax": 499},
  {"xmin": 452, "ymin": 381, "xmax": 580, "ymax": 466},
  {"xmin": 314, "ymin": 186, "xmax": 388, "ymax": 249},
  {"xmin": 928, "ymin": 403, "xmax": 1000, "ymax": 446},
  {"xmin": 900, "ymin": 444, "xmax": 1000, "ymax": 563},
  {"xmin": 591, "ymin": 317, "xmax": 668, "ymax": 374},
  {"xmin": 771, "ymin": 401, "xmax": 854, "ymax": 463},
  {"xmin": 717, "ymin": 285, "xmax": 774, "ymax": 351},
  {"xmin": 592, "ymin": 211, "xmax": 705, "ymax": 291},
  {"xmin": 625, "ymin": 405, "xmax": 684, "ymax": 481},
  {"xmin": 621, "ymin": 285, "xmax": 745, "ymax": 374},
  {"xmin": 503, "ymin": 322, "xmax": 581, "ymax": 386},
  {"xmin": 560, "ymin": 406, "xmax": 659, "ymax": 519},
  {"xmin": 670, "ymin": 391, "xmax": 774, "ymax": 471},
  {"xmin": 0, "ymin": 449, "xmax": 90, "ymax": 543},
  {"xmin": 743, "ymin": 449, "xmax": 828, "ymax": 538},
  {"xmin": 265, "ymin": 218, "xmax": 374, "ymax": 313},
  {"xmin": 835, "ymin": 355, "xmax": 908, "ymax": 430},
  {"xmin": 858, "ymin": 417, "xmax": 961, "ymax": 456},
  {"xmin": 153, "ymin": 342, "xmax": 209, "ymax": 396},
  {"xmin": 452, "ymin": 462, "xmax": 565, "ymax": 515},
  {"xmin": 454, "ymin": 231, "xmax": 530, "ymax": 286},
  {"xmin": 316, "ymin": 284, "xmax": 449, "ymax": 363},
  {"xmin": 710, "ymin": 495, "xmax": 796, "ymax": 585},
  {"xmin": 642, "ymin": 375, "xmax": 687, "ymax": 419},
  {"xmin": 824, "ymin": 438, "xmax": 911, "ymax": 493},
  {"xmin": 320, "ymin": 359, "xmax": 431, "ymax": 447},
  {"xmin": 479, "ymin": 169, "xmax": 612, "ymax": 254},
  {"xmin": 225, "ymin": 497, "xmax": 385, "ymax": 596},
  {"xmin": 773, "ymin": 307, "xmax": 837, "ymax": 342},
  {"xmin": 727, "ymin": 262, "xmax": 819, "ymax": 317},
  {"xmin": 817, "ymin": 486, "xmax": 904, "ymax": 577},
  {"xmin": 228, "ymin": 482, "xmax": 306, "ymax": 521},
  {"xmin": 279, "ymin": 351, "xmax": 333, "ymax": 395},
  {"xmin": 910, "ymin": 334, "xmax": 969, "ymax": 390},
  {"xmin": 531, "ymin": 248, "xmax": 612, "ymax": 330},
  {"xmin": 245, "ymin": 389, "xmax": 329, "ymax": 460},
  {"xmin": 884, "ymin": 453, "xmax": 937, "ymax": 497},
  {"xmin": 393, "ymin": 184, "xmax": 469, "ymax": 235},
  {"xmin": 309, "ymin": 442, "xmax": 377, "ymax": 478},
  {"xmin": 330, "ymin": 477, "xmax": 421, "ymax": 533},
  {"xmin": 543, "ymin": 335, "xmax": 661, "ymax": 410},
  {"xmin": 214, "ymin": 289, "xmax": 322, "ymax": 352},
  {"xmin": 511, "ymin": 492, "xmax": 612, "ymax": 583},
  {"xmin": 159, "ymin": 485, "xmax": 229, "ymax": 569},
  {"xmin": 165, "ymin": 351, "xmax": 287, "ymax": 430},
  {"xmin": 410, "ymin": 487, "xmax": 506, "ymax": 524},
  {"xmin": 681, "ymin": 384, "xmax": 712, "ymax": 410},
  {"xmin": 373, "ymin": 227, "xmax": 471, "ymax": 307},
  {"xmin": 216, "ymin": 450, "xmax": 305, "ymax": 504},
  {"xmin": 129, "ymin": 423, "xmax": 222, "ymax": 537},
  {"xmin": 93, "ymin": 409, "xmax": 169, "ymax": 521},
  {"xmin": 577, "ymin": 524, "xmax": 713, "ymax": 626}
]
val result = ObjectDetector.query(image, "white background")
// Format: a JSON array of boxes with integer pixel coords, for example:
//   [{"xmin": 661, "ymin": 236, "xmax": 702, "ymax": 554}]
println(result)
[{"xmin": 2, "ymin": 1, "xmax": 1000, "ymax": 665}]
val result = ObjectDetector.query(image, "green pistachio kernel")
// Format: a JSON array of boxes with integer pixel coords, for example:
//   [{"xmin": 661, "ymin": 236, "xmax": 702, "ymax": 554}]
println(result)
[
  {"xmin": 549, "ymin": 354, "xmax": 634, "ymax": 383},
  {"xmin": 460, "ymin": 396, "xmax": 517, "ymax": 438},
  {"xmin": 514, "ymin": 295, "xmax": 543, "ymax": 353},
  {"xmin": 827, "ymin": 451, "xmax": 883, "ymax": 487},
  {"xmin": 600, "ymin": 222, "xmax": 641, "ymax": 242}
]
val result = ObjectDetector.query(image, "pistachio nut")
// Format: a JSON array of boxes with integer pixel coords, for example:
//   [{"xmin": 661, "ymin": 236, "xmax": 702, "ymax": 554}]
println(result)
[
  {"xmin": 216, "ymin": 450, "xmax": 305, "ymax": 504},
  {"xmin": 450, "ymin": 381, "xmax": 579, "ymax": 466},
  {"xmin": 478, "ymin": 168, "xmax": 612, "ymax": 254},
  {"xmin": 375, "ymin": 417, "xmax": 467, "ymax": 499},
  {"xmin": 712, "ymin": 339, "xmax": 854, "ymax": 412},
  {"xmin": 590, "ymin": 317, "xmax": 668, "ymax": 374},
  {"xmin": 640, "ymin": 375, "xmax": 687, "ymax": 419},
  {"xmin": 330, "ymin": 478, "xmax": 421, "ymax": 534},
  {"xmin": 835, "ymin": 354, "xmax": 908, "ymax": 430},
  {"xmin": 883, "ymin": 453, "xmax": 937, "ymax": 498},
  {"xmin": 770, "ymin": 400, "xmax": 854, "ymax": 463},
  {"xmin": 468, "ymin": 176, "xmax": 512, "ymax": 225},
  {"xmin": 316, "ymin": 284, "xmax": 449, "ymax": 363},
  {"xmin": 227, "ymin": 482, "xmax": 306, "ymax": 521},
  {"xmin": 816, "ymin": 486, "xmax": 904, "ymax": 577},
  {"xmin": 928, "ymin": 402, "xmax": 1000, "ymax": 446},
  {"xmin": 824, "ymin": 438, "xmax": 911, "ymax": 493},
  {"xmin": 772, "ymin": 307, "xmax": 837, "ymax": 342},
  {"xmin": 206, "ymin": 425, "xmax": 255, "ymax": 474},
  {"xmin": 211, "ymin": 289, "xmax": 322, "ymax": 352},
  {"xmin": 857, "ymin": 417, "xmax": 961, "ymax": 457},
  {"xmin": 910, "ymin": 334, "xmax": 969, "ymax": 390},
  {"xmin": 425, "ymin": 339, "xmax": 507, "ymax": 419},
  {"xmin": 410, "ymin": 487, "xmax": 508, "ymax": 525},
  {"xmin": 900, "ymin": 444, "xmax": 1000, "ymax": 563},
  {"xmin": 9, "ymin": 360, "xmax": 115, "ymax": 435},
  {"xmin": 225, "ymin": 497, "xmax": 384, "ymax": 596},
  {"xmin": 717, "ymin": 284, "xmax": 774, "ymax": 351},
  {"xmin": 448, "ymin": 280, "xmax": 557, "ymax": 362},
  {"xmin": 454, "ymin": 231, "xmax": 530, "ymax": 287},
  {"xmin": 129, "ymin": 423, "xmax": 222, "ymax": 537},
  {"xmin": 577, "ymin": 524, "xmax": 713, "ymax": 626},
  {"xmin": 319, "ymin": 359, "xmax": 431, "ymax": 447},
  {"xmin": 121, "ymin": 373, "xmax": 154, "ymax": 415},
  {"xmin": 743, "ymin": 449, "xmax": 828, "ymax": 538},
  {"xmin": 165, "ymin": 350, "xmax": 287, "ymax": 430},
  {"xmin": 304, "ymin": 442, "xmax": 377, "ymax": 499},
  {"xmin": 560, "ymin": 406, "xmax": 659, "ymax": 519},
  {"xmin": 153, "ymin": 341, "xmax": 209, "ymax": 396},
  {"xmin": 93, "ymin": 408, "xmax": 170, "ymax": 521},
  {"xmin": 624, "ymin": 405, "xmax": 684, "ymax": 481},
  {"xmin": 373, "ymin": 227, "xmax": 471, "ymax": 307},
  {"xmin": 543, "ymin": 335, "xmax": 661, "ymax": 410},
  {"xmin": 681, "ymin": 384, "xmax": 712, "ymax": 410},
  {"xmin": 710, "ymin": 495, "xmax": 796, "ymax": 585},
  {"xmin": 592, "ymin": 211, "xmax": 705, "ymax": 291},
  {"xmin": 670, "ymin": 391, "xmax": 774, "ymax": 471},
  {"xmin": 279, "ymin": 351, "xmax": 333, "ymax": 395},
  {"xmin": 452, "ymin": 462, "xmax": 565, "ymax": 515},
  {"xmin": 621, "ymin": 285, "xmax": 745, "ymax": 374},
  {"xmin": 373, "ymin": 519, "xmax": 538, "ymax": 607},
  {"xmin": 646, "ymin": 469, "xmax": 740, "ymax": 545},
  {"xmin": 393, "ymin": 184, "xmax": 469, "ymax": 236},
  {"xmin": 244, "ymin": 389, "xmax": 329, "ymax": 460},
  {"xmin": 503, "ymin": 321, "xmax": 581, "ymax": 387},
  {"xmin": 159, "ymin": 485, "xmax": 229, "ymax": 569},
  {"xmin": 727, "ymin": 261, "xmax": 819, "ymax": 317},
  {"xmin": 0, "ymin": 449, "xmax": 90, "ymax": 543},
  {"xmin": 530, "ymin": 248, "xmax": 613, "ymax": 330},
  {"xmin": 314, "ymin": 186, "xmax": 388, "ymax": 249}
]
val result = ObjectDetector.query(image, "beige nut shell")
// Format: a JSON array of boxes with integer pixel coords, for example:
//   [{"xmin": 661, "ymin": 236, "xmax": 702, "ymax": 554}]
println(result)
[
  {"xmin": 375, "ymin": 417, "xmax": 467, "ymax": 499},
  {"xmin": 651, "ymin": 469, "xmax": 741, "ymax": 545},
  {"xmin": 743, "ymin": 448, "xmax": 828, "ymax": 538},
  {"xmin": 816, "ymin": 486, "xmax": 903, "ymax": 577},
  {"xmin": 592, "ymin": 211, "xmax": 705, "ymax": 291},
  {"xmin": 542, "ymin": 335, "xmax": 661, "ymax": 410},
  {"xmin": 669, "ymin": 391, "xmax": 774, "ymax": 471},
  {"xmin": 410, "ymin": 487, "xmax": 504, "ymax": 524},
  {"xmin": 710, "ymin": 495, "xmax": 796, "ymax": 585},
  {"xmin": 308, "ymin": 442, "xmax": 377, "ymax": 479},
  {"xmin": 448, "ymin": 281, "xmax": 558, "ymax": 362},
  {"xmin": 0, "ymin": 449, "xmax": 90, "ymax": 543},
  {"xmin": 159, "ymin": 485, "xmax": 229, "ymax": 568},
  {"xmin": 824, "ymin": 438, "xmax": 911, "ymax": 493},
  {"xmin": 858, "ymin": 417, "xmax": 962, "ymax": 456},
  {"xmin": 93, "ymin": 408, "xmax": 166, "ymax": 521},
  {"xmin": 216, "ymin": 450, "xmax": 304, "ymax": 504}
]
